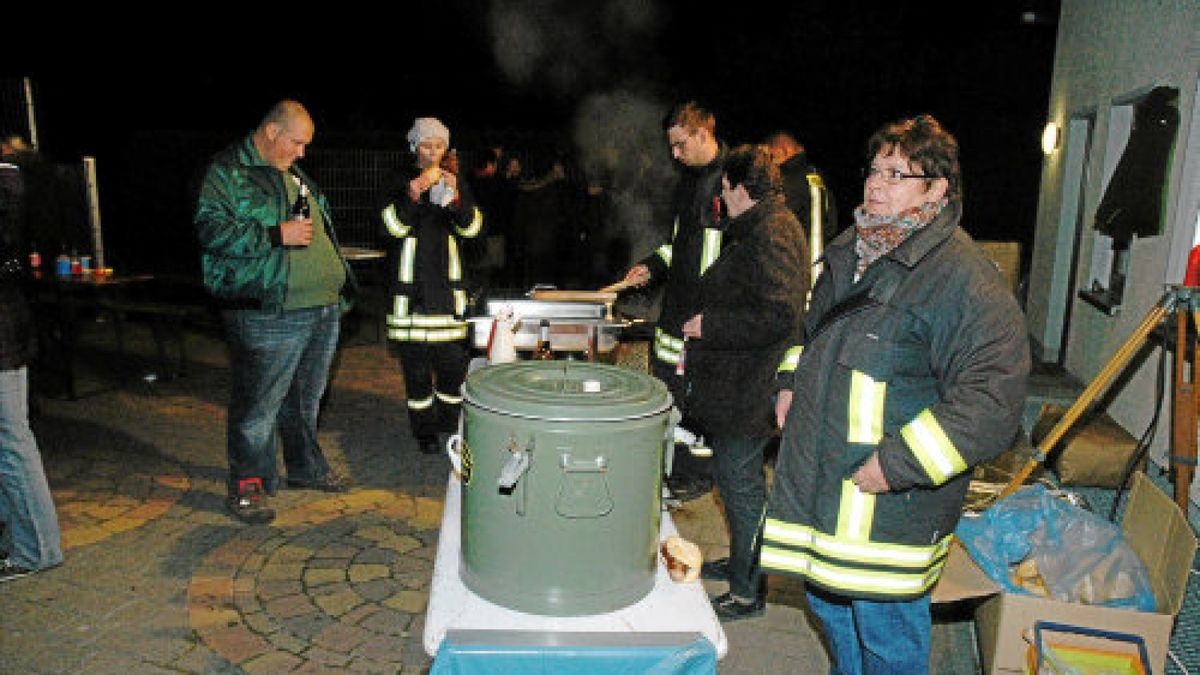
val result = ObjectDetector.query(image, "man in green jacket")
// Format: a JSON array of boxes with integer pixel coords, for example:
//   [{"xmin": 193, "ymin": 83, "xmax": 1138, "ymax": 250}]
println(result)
[{"xmin": 195, "ymin": 100, "xmax": 357, "ymax": 525}]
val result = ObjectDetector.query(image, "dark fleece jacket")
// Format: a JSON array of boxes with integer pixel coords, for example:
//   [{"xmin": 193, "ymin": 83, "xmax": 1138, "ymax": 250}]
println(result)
[{"xmin": 682, "ymin": 195, "xmax": 809, "ymax": 437}]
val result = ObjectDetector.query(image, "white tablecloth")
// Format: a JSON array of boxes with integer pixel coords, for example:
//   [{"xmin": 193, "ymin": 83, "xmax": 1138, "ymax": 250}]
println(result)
[{"xmin": 423, "ymin": 473, "xmax": 727, "ymax": 659}]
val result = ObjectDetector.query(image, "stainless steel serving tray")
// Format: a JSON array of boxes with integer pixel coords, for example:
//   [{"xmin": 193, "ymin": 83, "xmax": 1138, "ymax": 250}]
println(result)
[{"xmin": 470, "ymin": 298, "xmax": 622, "ymax": 353}]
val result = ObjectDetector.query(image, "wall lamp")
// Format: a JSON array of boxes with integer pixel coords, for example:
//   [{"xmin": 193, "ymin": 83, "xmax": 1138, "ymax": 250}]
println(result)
[{"xmin": 1041, "ymin": 121, "xmax": 1061, "ymax": 155}]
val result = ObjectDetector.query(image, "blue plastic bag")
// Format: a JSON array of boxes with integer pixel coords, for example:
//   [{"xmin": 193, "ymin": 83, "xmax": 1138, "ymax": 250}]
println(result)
[{"xmin": 955, "ymin": 484, "xmax": 1155, "ymax": 611}]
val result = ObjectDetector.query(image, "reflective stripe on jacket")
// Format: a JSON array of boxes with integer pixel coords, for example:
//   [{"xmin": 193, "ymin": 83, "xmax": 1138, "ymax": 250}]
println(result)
[
  {"xmin": 379, "ymin": 165, "xmax": 482, "ymax": 344},
  {"xmin": 639, "ymin": 144, "xmax": 728, "ymax": 366}
]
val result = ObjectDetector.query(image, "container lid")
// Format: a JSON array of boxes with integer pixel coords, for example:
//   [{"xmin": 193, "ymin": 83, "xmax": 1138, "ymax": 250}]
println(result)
[{"xmin": 464, "ymin": 361, "xmax": 672, "ymax": 421}]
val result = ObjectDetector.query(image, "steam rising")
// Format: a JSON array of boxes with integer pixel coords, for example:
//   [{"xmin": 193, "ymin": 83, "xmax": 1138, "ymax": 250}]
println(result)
[
  {"xmin": 487, "ymin": 1, "xmax": 676, "ymax": 263},
  {"xmin": 573, "ymin": 91, "xmax": 676, "ymax": 261},
  {"xmin": 487, "ymin": 0, "xmax": 660, "ymax": 95}
]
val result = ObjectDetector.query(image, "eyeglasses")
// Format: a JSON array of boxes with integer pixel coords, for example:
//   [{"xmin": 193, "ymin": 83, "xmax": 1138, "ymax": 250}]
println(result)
[{"xmin": 862, "ymin": 166, "xmax": 932, "ymax": 185}]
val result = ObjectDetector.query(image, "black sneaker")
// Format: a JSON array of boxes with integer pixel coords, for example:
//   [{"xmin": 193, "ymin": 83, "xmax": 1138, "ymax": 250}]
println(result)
[
  {"xmin": 419, "ymin": 438, "xmax": 441, "ymax": 455},
  {"xmin": 228, "ymin": 478, "xmax": 275, "ymax": 525},
  {"xmin": 0, "ymin": 558, "xmax": 35, "ymax": 583},
  {"xmin": 711, "ymin": 592, "xmax": 766, "ymax": 622},
  {"xmin": 701, "ymin": 557, "xmax": 729, "ymax": 582},
  {"xmin": 286, "ymin": 472, "xmax": 351, "ymax": 493}
]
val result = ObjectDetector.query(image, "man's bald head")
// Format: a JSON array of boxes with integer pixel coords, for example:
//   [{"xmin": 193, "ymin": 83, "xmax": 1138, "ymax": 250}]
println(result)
[
  {"xmin": 260, "ymin": 100, "xmax": 311, "ymax": 132},
  {"xmin": 254, "ymin": 100, "xmax": 314, "ymax": 171}
]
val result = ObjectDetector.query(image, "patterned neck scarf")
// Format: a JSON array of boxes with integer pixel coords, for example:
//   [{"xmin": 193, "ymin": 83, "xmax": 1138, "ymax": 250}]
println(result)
[{"xmin": 853, "ymin": 199, "xmax": 945, "ymax": 278}]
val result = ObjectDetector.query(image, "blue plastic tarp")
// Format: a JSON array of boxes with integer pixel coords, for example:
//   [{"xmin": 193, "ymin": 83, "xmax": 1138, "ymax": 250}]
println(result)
[{"xmin": 431, "ymin": 631, "xmax": 718, "ymax": 675}]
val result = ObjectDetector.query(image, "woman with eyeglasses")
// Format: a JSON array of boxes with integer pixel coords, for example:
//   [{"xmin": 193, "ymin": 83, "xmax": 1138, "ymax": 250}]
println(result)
[{"xmin": 760, "ymin": 114, "xmax": 1030, "ymax": 673}]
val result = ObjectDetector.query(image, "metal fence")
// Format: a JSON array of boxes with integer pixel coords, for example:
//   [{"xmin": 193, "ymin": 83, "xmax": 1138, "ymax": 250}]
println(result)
[{"xmin": 304, "ymin": 148, "xmax": 408, "ymax": 248}]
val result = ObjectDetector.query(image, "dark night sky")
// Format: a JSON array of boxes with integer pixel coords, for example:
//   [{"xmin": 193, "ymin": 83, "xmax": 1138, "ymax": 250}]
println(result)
[{"xmin": 5, "ymin": 0, "xmax": 1058, "ymax": 276}]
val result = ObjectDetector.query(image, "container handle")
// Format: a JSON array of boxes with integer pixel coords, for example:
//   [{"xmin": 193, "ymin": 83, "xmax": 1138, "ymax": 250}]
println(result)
[
  {"xmin": 556, "ymin": 453, "xmax": 614, "ymax": 518},
  {"xmin": 560, "ymin": 454, "xmax": 608, "ymax": 472},
  {"xmin": 446, "ymin": 409, "xmax": 467, "ymax": 479},
  {"xmin": 446, "ymin": 434, "xmax": 463, "ymax": 478},
  {"xmin": 663, "ymin": 406, "xmax": 682, "ymax": 477}
]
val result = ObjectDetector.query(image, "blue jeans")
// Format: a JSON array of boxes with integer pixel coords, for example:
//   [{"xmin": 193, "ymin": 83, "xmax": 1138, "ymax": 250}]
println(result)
[
  {"xmin": 710, "ymin": 433, "xmax": 769, "ymax": 600},
  {"xmin": 805, "ymin": 586, "xmax": 931, "ymax": 674},
  {"xmin": 223, "ymin": 305, "xmax": 340, "ymax": 495},
  {"xmin": 0, "ymin": 367, "xmax": 63, "ymax": 569}
]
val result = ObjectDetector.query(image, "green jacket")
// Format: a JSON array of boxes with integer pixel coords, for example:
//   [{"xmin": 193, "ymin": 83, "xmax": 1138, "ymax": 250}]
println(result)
[{"xmin": 194, "ymin": 134, "xmax": 355, "ymax": 311}]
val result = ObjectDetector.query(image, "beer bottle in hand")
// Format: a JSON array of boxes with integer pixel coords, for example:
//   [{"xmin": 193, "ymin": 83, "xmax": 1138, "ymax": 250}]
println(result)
[
  {"xmin": 291, "ymin": 181, "xmax": 310, "ymax": 219},
  {"xmin": 532, "ymin": 320, "xmax": 554, "ymax": 360}
]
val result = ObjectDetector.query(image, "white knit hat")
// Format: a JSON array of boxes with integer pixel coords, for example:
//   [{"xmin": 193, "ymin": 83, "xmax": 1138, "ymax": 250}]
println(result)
[{"xmin": 407, "ymin": 117, "xmax": 450, "ymax": 151}]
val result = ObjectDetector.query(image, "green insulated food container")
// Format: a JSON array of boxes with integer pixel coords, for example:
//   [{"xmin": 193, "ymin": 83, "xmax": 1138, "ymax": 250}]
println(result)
[{"xmin": 458, "ymin": 360, "xmax": 674, "ymax": 616}]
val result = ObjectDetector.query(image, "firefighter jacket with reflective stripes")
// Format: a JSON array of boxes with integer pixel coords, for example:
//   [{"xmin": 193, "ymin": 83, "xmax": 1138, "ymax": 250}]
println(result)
[
  {"xmin": 779, "ymin": 151, "xmax": 838, "ymax": 277},
  {"xmin": 379, "ymin": 165, "xmax": 483, "ymax": 343},
  {"xmin": 682, "ymin": 196, "xmax": 808, "ymax": 438},
  {"xmin": 762, "ymin": 201, "xmax": 1029, "ymax": 601},
  {"xmin": 637, "ymin": 143, "xmax": 728, "ymax": 368}
]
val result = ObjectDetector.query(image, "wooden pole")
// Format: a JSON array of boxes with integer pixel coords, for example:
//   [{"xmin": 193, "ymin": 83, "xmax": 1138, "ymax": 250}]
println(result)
[
  {"xmin": 1172, "ymin": 295, "xmax": 1197, "ymax": 511},
  {"xmin": 999, "ymin": 293, "xmax": 1175, "ymax": 499}
]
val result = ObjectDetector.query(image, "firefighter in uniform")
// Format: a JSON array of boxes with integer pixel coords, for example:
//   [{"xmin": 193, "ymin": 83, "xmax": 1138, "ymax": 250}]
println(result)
[
  {"xmin": 623, "ymin": 100, "xmax": 728, "ymax": 500},
  {"xmin": 761, "ymin": 114, "xmax": 1029, "ymax": 672},
  {"xmin": 380, "ymin": 117, "xmax": 483, "ymax": 454}
]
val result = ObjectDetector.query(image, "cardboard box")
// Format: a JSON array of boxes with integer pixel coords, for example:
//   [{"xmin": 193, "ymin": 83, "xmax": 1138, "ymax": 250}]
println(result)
[{"xmin": 933, "ymin": 472, "xmax": 1197, "ymax": 674}]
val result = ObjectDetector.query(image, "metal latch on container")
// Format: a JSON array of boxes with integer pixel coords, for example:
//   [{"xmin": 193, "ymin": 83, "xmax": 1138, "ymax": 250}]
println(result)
[{"xmin": 498, "ymin": 449, "xmax": 531, "ymax": 489}]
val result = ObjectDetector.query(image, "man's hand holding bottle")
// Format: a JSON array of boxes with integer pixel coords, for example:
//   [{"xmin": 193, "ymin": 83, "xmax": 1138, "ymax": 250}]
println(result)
[{"xmin": 280, "ymin": 217, "xmax": 314, "ymax": 246}]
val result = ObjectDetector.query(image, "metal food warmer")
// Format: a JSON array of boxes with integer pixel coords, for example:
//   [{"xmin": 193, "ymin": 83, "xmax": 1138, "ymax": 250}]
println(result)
[{"xmin": 468, "ymin": 288, "xmax": 639, "ymax": 357}]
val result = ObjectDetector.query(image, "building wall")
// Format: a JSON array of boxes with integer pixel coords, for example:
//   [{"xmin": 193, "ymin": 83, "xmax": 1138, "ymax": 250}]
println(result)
[{"xmin": 1028, "ymin": 0, "xmax": 1200, "ymax": 504}]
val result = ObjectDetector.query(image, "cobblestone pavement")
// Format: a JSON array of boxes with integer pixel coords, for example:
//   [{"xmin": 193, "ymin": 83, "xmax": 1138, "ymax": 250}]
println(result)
[{"xmin": 0, "ymin": 317, "xmax": 975, "ymax": 673}]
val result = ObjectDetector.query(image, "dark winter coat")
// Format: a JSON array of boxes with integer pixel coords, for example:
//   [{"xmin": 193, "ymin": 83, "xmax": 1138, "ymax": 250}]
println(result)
[
  {"xmin": 683, "ymin": 196, "xmax": 809, "ymax": 437},
  {"xmin": 0, "ymin": 161, "xmax": 35, "ymax": 371},
  {"xmin": 761, "ymin": 201, "xmax": 1030, "ymax": 600},
  {"xmin": 779, "ymin": 151, "xmax": 839, "ymax": 245}
]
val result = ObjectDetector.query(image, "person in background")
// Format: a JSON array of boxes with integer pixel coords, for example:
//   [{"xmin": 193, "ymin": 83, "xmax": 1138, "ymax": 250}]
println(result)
[
  {"xmin": 496, "ymin": 154, "xmax": 525, "ymax": 288},
  {"xmin": 195, "ymin": 100, "xmax": 357, "ymax": 525},
  {"xmin": 623, "ymin": 100, "xmax": 728, "ymax": 502},
  {"xmin": 0, "ymin": 145, "xmax": 64, "ymax": 580},
  {"xmin": 761, "ymin": 114, "xmax": 1029, "ymax": 672},
  {"xmin": 679, "ymin": 144, "xmax": 808, "ymax": 620},
  {"xmin": 379, "ymin": 117, "xmax": 482, "ymax": 455},
  {"xmin": 765, "ymin": 130, "xmax": 838, "ymax": 274},
  {"xmin": 467, "ymin": 145, "xmax": 508, "ymax": 289},
  {"xmin": 511, "ymin": 152, "xmax": 573, "ymax": 288},
  {"xmin": 1, "ymin": 133, "xmax": 89, "ymax": 261}
]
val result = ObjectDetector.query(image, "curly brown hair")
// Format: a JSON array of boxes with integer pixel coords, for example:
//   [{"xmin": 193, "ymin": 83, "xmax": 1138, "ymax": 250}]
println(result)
[{"xmin": 866, "ymin": 113, "xmax": 962, "ymax": 202}]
